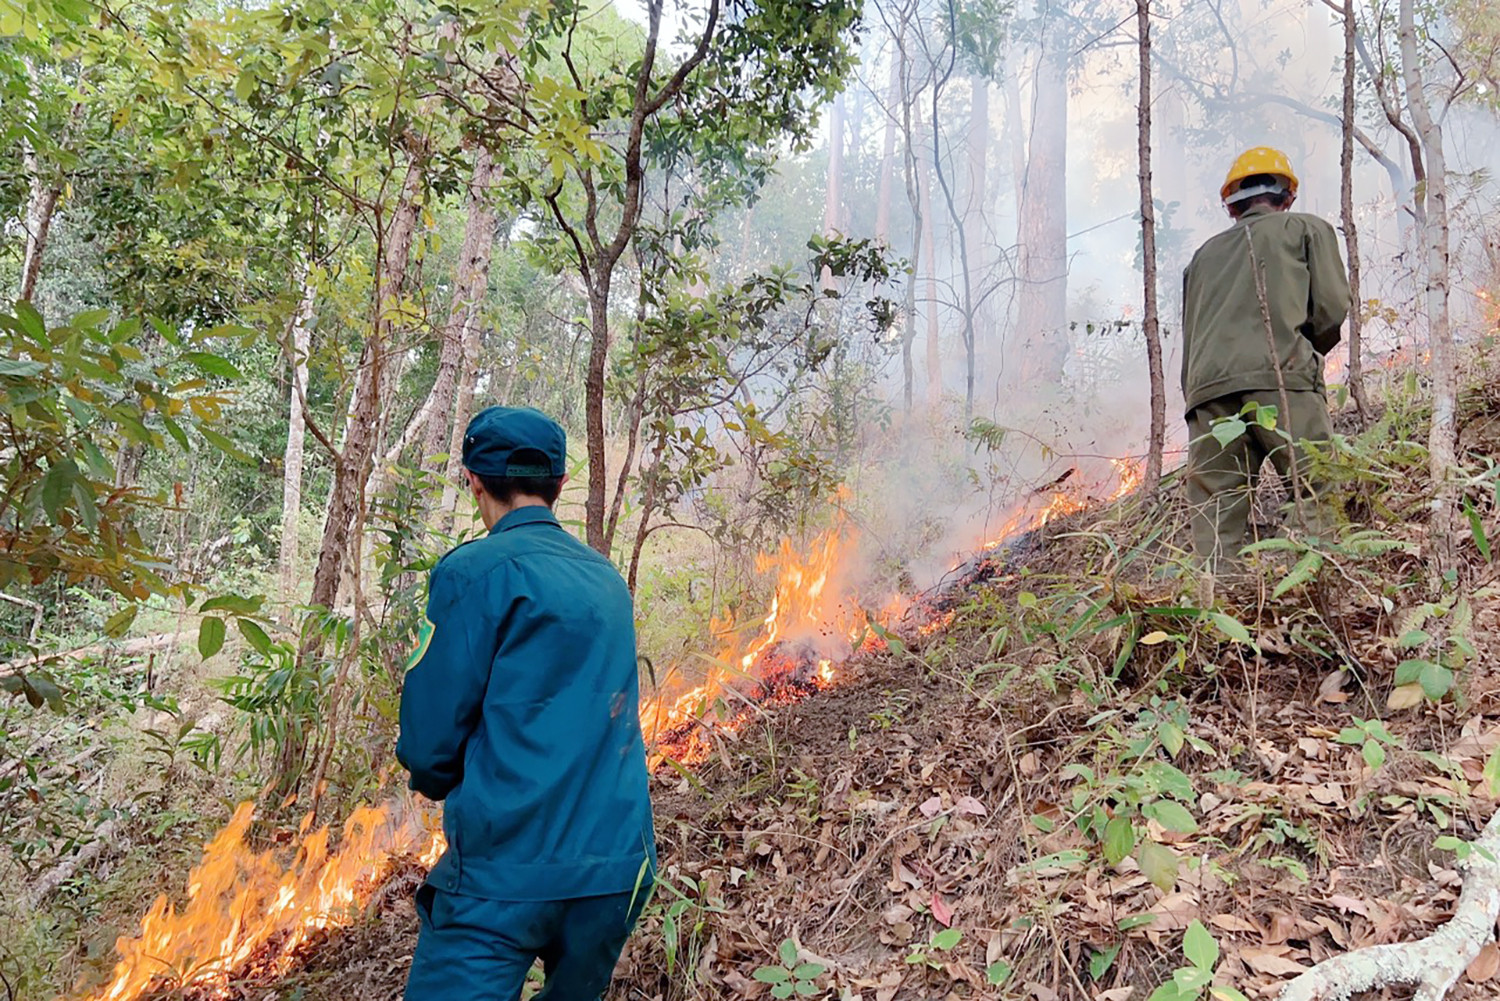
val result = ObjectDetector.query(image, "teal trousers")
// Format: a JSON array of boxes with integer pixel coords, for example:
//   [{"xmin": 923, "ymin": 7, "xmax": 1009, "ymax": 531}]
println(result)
[{"xmin": 403, "ymin": 883, "xmax": 649, "ymax": 1001}]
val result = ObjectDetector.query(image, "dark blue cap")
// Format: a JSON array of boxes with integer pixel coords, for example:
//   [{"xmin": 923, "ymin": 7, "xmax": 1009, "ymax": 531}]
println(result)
[{"xmin": 461, "ymin": 406, "xmax": 567, "ymax": 478}]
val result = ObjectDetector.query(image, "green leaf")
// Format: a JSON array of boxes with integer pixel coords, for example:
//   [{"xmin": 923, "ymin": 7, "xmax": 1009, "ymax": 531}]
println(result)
[
  {"xmin": 1483, "ymin": 745, "xmax": 1500, "ymax": 796},
  {"xmin": 199, "ymin": 426, "xmax": 255, "ymax": 465},
  {"xmin": 1174, "ymin": 966, "xmax": 1214, "ymax": 992},
  {"xmin": 771, "ymin": 984, "xmax": 793, "ymax": 1000},
  {"xmin": 1207, "ymin": 612, "xmax": 1253, "ymax": 646},
  {"xmin": 200, "ymin": 593, "xmax": 263, "ymax": 615},
  {"xmin": 791, "ymin": 964, "xmax": 824, "ymax": 980},
  {"xmin": 1362, "ymin": 740, "xmax": 1387, "ymax": 770},
  {"xmin": 1272, "ymin": 550, "xmax": 1324, "ymax": 598},
  {"xmin": 1145, "ymin": 801, "xmax": 1199, "ymax": 834},
  {"xmin": 198, "ymin": 616, "xmax": 226, "ymax": 659},
  {"xmin": 41, "ymin": 460, "xmax": 79, "ymax": 524},
  {"xmin": 1209, "ymin": 418, "xmax": 1247, "ymax": 448},
  {"xmin": 987, "ymin": 960, "xmax": 1014, "ymax": 985},
  {"xmin": 793, "ymin": 983, "xmax": 819, "ymax": 996},
  {"xmin": 1418, "ymin": 661, "xmax": 1454, "ymax": 699},
  {"xmin": 1159, "ymin": 722, "xmax": 1185, "ymax": 758},
  {"xmin": 753, "ymin": 967, "xmax": 791, "ymax": 984},
  {"xmin": 0, "ymin": 357, "xmax": 46, "ymax": 377},
  {"xmin": 1183, "ymin": 920, "xmax": 1219, "ymax": 970},
  {"xmin": 779, "ymin": 939, "xmax": 799, "ymax": 967},
  {"xmin": 14, "ymin": 300, "xmax": 45, "ymax": 339},
  {"xmin": 28, "ymin": 670, "xmax": 67, "ymax": 712},
  {"xmin": 238, "ymin": 618, "xmax": 273, "ymax": 656},
  {"xmin": 1398, "ymin": 629, "xmax": 1433, "ymax": 649},
  {"xmin": 930, "ymin": 928, "xmax": 963, "ymax": 950},
  {"xmin": 1103, "ymin": 815, "xmax": 1137, "ymax": 865},
  {"xmin": 1147, "ymin": 983, "xmax": 1189, "ymax": 1001},
  {"xmin": 1137, "ymin": 840, "xmax": 1179, "ymax": 892},
  {"xmin": 1394, "ymin": 658, "xmax": 1428, "ymax": 685},
  {"xmin": 1088, "ymin": 944, "xmax": 1122, "ymax": 981},
  {"xmin": 183, "ymin": 351, "xmax": 243, "ymax": 380},
  {"xmin": 1464, "ymin": 498, "xmax": 1491, "ymax": 562},
  {"xmin": 1118, "ymin": 913, "xmax": 1158, "ymax": 932},
  {"xmin": 104, "ymin": 605, "xmax": 139, "ymax": 638}
]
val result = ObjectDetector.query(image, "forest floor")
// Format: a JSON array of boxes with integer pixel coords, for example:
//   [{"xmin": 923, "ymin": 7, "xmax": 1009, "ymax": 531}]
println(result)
[
  {"xmin": 135, "ymin": 384, "xmax": 1500, "ymax": 1001},
  {"xmin": 53, "ymin": 373, "xmax": 1500, "ymax": 1001}
]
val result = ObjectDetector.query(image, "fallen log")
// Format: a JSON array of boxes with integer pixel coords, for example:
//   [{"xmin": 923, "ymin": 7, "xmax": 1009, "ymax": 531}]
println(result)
[{"xmin": 0, "ymin": 632, "xmax": 178, "ymax": 677}]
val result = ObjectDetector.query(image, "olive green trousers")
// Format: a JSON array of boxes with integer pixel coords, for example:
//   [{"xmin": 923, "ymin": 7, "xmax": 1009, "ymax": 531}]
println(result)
[{"xmin": 1184, "ymin": 390, "xmax": 1334, "ymax": 570}]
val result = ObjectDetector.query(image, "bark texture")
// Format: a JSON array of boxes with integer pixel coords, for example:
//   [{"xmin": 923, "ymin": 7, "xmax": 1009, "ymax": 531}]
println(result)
[
  {"xmin": 278, "ymin": 272, "xmax": 315, "ymax": 616},
  {"xmin": 1398, "ymin": 0, "xmax": 1457, "ymax": 569},
  {"xmin": 1015, "ymin": 38, "xmax": 1069, "ymax": 384},
  {"xmin": 308, "ymin": 154, "xmax": 424, "ymax": 615},
  {"xmin": 420, "ymin": 147, "xmax": 497, "ymax": 468},
  {"xmin": 1340, "ymin": 0, "xmax": 1368, "ymax": 419},
  {"xmin": 1280, "ymin": 808, "xmax": 1500, "ymax": 1001},
  {"xmin": 1136, "ymin": 0, "xmax": 1166, "ymax": 496}
]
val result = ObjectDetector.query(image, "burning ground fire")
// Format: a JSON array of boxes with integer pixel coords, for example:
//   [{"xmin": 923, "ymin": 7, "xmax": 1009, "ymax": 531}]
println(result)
[{"xmin": 79, "ymin": 459, "xmax": 1141, "ymax": 1001}]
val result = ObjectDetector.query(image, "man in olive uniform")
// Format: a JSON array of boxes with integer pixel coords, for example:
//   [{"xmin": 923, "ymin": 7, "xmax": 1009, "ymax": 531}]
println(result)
[
  {"xmin": 397, "ymin": 406, "xmax": 656, "ymax": 1000},
  {"xmin": 1181, "ymin": 147, "xmax": 1351, "ymax": 571}
]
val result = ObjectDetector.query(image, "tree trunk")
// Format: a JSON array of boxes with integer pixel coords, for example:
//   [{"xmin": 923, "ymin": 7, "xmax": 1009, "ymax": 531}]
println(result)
[
  {"xmin": 875, "ymin": 55, "xmax": 900, "ymax": 246},
  {"xmin": 421, "ymin": 148, "xmax": 497, "ymax": 468},
  {"xmin": 917, "ymin": 113, "xmax": 943, "ymax": 411},
  {"xmin": 584, "ymin": 277, "xmax": 613, "ymax": 553},
  {"xmin": 1398, "ymin": 0, "xmax": 1456, "ymax": 569},
  {"xmin": 308, "ymin": 156, "xmax": 424, "ymax": 615},
  {"xmin": 1137, "ymin": 0, "xmax": 1166, "ymax": 497},
  {"xmin": 439, "ymin": 322, "xmax": 485, "ymax": 535},
  {"xmin": 18, "ymin": 56, "xmax": 60, "ymax": 305},
  {"xmin": 279, "ymin": 271, "xmax": 315, "ymax": 618},
  {"xmin": 1015, "ymin": 39, "xmax": 1070, "ymax": 385},
  {"xmin": 963, "ymin": 76, "xmax": 990, "ymax": 412},
  {"xmin": 821, "ymin": 92, "xmax": 846, "ymax": 290},
  {"xmin": 1341, "ymin": 0, "xmax": 1369, "ymax": 421},
  {"xmin": 897, "ymin": 28, "xmax": 922, "ymax": 412}
]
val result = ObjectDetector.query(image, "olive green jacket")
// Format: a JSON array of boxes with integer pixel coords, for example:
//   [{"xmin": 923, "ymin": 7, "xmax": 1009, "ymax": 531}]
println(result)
[{"xmin": 1180, "ymin": 205, "xmax": 1350, "ymax": 414}]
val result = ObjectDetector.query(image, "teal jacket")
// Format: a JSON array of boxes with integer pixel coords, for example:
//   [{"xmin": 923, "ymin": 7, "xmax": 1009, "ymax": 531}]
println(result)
[{"xmin": 396, "ymin": 506, "xmax": 656, "ymax": 902}]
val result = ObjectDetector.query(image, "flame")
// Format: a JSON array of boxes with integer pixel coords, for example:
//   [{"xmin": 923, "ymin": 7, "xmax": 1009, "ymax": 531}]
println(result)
[
  {"xmin": 640, "ymin": 498, "xmax": 866, "ymax": 759},
  {"xmin": 83, "ymin": 803, "xmax": 442, "ymax": 1001}
]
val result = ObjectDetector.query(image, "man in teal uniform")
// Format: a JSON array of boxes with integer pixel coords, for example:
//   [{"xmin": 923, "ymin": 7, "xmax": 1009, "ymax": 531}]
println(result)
[{"xmin": 398, "ymin": 406, "xmax": 656, "ymax": 1000}]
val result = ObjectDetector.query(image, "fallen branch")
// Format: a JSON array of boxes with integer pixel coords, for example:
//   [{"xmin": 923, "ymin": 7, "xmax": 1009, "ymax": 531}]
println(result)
[
  {"xmin": 1280, "ymin": 806, "xmax": 1500, "ymax": 1001},
  {"xmin": 0, "ymin": 632, "xmax": 176, "ymax": 677},
  {"xmin": 28, "ymin": 819, "xmax": 124, "ymax": 906}
]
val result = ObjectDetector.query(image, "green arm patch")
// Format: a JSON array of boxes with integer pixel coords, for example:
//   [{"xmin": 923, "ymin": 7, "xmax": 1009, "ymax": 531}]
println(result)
[{"xmin": 405, "ymin": 616, "xmax": 436, "ymax": 674}]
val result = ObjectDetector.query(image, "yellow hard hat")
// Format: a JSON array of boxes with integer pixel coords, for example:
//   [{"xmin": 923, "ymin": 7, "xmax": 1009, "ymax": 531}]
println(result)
[{"xmin": 1221, "ymin": 147, "xmax": 1300, "ymax": 203}]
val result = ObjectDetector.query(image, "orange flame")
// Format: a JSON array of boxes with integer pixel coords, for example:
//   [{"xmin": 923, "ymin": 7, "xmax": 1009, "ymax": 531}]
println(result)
[
  {"xmin": 83, "ymin": 803, "xmax": 441, "ymax": 1000},
  {"xmin": 640, "ymin": 499, "xmax": 865, "ymax": 754}
]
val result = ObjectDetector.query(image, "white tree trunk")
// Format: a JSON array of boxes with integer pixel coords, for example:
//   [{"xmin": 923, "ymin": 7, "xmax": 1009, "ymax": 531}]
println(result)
[
  {"xmin": 1398, "ymin": 0, "xmax": 1457, "ymax": 567},
  {"xmin": 1281, "ymin": 808, "xmax": 1500, "ymax": 1001},
  {"xmin": 278, "ymin": 271, "xmax": 316, "ymax": 617}
]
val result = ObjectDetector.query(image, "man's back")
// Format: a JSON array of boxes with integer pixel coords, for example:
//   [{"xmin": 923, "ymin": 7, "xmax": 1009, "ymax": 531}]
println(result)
[
  {"xmin": 1181, "ymin": 206, "xmax": 1350, "ymax": 413},
  {"xmin": 397, "ymin": 505, "xmax": 656, "ymax": 903}
]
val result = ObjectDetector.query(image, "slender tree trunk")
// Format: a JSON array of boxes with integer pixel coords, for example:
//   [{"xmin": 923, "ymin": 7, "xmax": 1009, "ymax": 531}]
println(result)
[
  {"xmin": 18, "ymin": 57, "xmax": 60, "ymax": 305},
  {"xmin": 584, "ymin": 276, "xmax": 614, "ymax": 552},
  {"xmin": 1341, "ymin": 0, "xmax": 1369, "ymax": 420},
  {"xmin": 824, "ymin": 92, "xmax": 845, "ymax": 236},
  {"xmin": 309, "ymin": 156, "xmax": 424, "ymax": 615},
  {"xmin": 876, "ymin": 55, "xmax": 900, "ymax": 245},
  {"xmin": 279, "ymin": 271, "xmax": 315, "ymax": 617},
  {"xmin": 1398, "ymin": 0, "xmax": 1456, "ymax": 567},
  {"xmin": 916, "ymin": 110, "xmax": 943, "ymax": 410},
  {"xmin": 422, "ymin": 148, "xmax": 497, "ymax": 467},
  {"xmin": 1137, "ymin": 0, "xmax": 1166, "ymax": 496},
  {"xmin": 1015, "ymin": 38, "xmax": 1070, "ymax": 385},
  {"xmin": 897, "ymin": 28, "xmax": 922, "ymax": 412},
  {"xmin": 963, "ymin": 76, "xmax": 990, "ymax": 410},
  {"xmin": 439, "ymin": 323, "xmax": 485, "ymax": 535}
]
